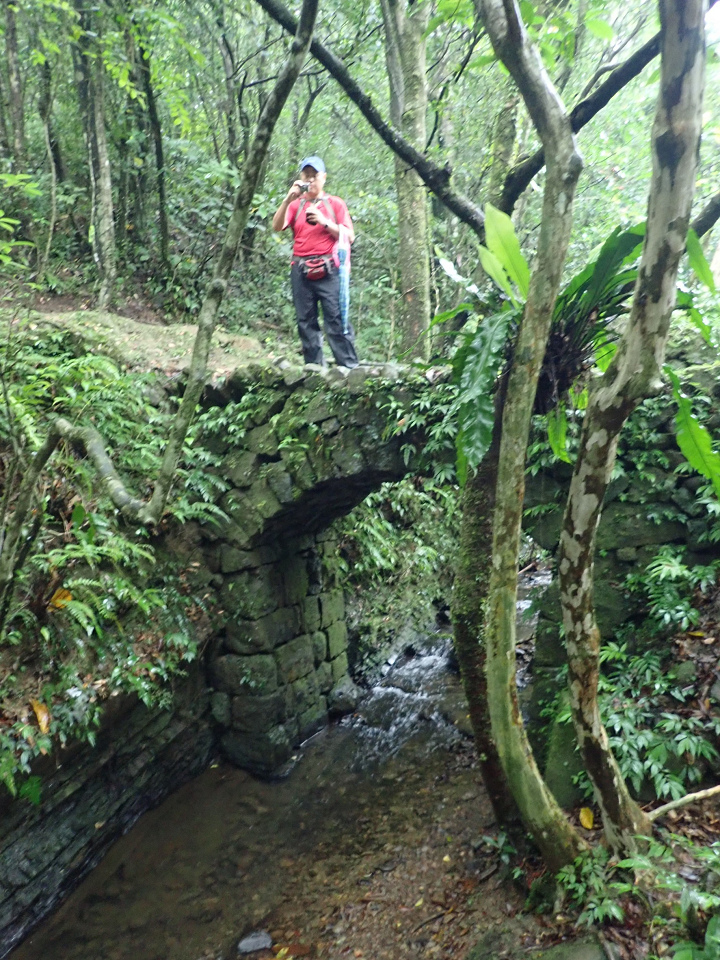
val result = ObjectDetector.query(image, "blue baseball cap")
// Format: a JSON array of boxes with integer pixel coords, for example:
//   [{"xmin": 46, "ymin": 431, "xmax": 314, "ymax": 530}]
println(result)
[{"xmin": 299, "ymin": 155, "xmax": 326, "ymax": 173}]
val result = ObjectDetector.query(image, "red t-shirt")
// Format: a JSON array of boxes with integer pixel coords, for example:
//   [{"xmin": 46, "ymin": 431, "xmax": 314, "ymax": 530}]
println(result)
[{"xmin": 284, "ymin": 194, "xmax": 352, "ymax": 258}]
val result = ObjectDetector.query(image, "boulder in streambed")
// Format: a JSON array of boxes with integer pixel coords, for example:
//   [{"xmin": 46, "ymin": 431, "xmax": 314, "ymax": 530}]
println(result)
[
  {"xmin": 328, "ymin": 675, "xmax": 362, "ymax": 716},
  {"xmin": 237, "ymin": 929, "xmax": 273, "ymax": 954}
]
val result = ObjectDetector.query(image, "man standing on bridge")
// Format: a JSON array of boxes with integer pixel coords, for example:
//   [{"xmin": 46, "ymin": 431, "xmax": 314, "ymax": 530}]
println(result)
[{"xmin": 272, "ymin": 156, "xmax": 359, "ymax": 369}]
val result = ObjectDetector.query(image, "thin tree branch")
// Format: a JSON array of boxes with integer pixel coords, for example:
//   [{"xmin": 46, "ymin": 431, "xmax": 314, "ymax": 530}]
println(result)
[
  {"xmin": 692, "ymin": 189, "xmax": 720, "ymax": 239},
  {"xmin": 649, "ymin": 784, "xmax": 720, "ymax": 822}
]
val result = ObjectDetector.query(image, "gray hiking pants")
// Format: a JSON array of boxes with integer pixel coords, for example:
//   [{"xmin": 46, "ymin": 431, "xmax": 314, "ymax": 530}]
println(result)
[{"xmin": 291, "ymin": 261, "xmax": 358, "ymax": 368}]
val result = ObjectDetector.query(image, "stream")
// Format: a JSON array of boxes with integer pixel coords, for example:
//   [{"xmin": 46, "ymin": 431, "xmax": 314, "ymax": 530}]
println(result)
[{"xmin": 10, "ymin": 572, "xmax": 549, "ymax": 960}]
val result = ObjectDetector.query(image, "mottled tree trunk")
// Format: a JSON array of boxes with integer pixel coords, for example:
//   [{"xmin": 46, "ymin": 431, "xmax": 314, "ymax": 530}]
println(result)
[
  {"xmin": 558, "ymin": 0, "xmax": 705, "ymax": 854},
  {"xmin": 380, "ymin": 0, "xmax": 431, "ymax": 357},
  {"xmin": 487, "ymin": 92, "xmax": 519, "ymax": 209},
  {"xmin": 475, "ymin": 0, "xmax": 586, "ymax": 872}
]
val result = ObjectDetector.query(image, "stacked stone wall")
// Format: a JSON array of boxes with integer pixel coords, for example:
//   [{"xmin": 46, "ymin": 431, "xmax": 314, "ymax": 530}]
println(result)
[
  {"xmin": 0, "ymin": 669, "xmax": 212, "ymax": 956},
  {"xmin": 206, "ymin": 533, "xmax": 350, "ymax": 774}
]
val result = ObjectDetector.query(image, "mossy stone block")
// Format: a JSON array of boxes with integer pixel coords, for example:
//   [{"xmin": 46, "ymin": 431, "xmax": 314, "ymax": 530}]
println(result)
[
  {"xmin": 304, "ymin": 394, "xmax": 334, "ymax": 423},
  {"xmin": 302, "ymin": 596, "xmax": 321, "ymax": 632},
  {"xmin": 225, "ymin": 450, "xmax": 258, "ymax": 488},
  {"xmin": 245, "ymin": 478, "xmax": 282, "ymax": 521},
  {"xmin": 534, "ymin": 618, "xmax": 564, "ymax": 668},
  {"xmin": 225, "ymin": 606, "xmax": 300, "ymax": 654},
  {"xmin": 279, "ymin": 553, "xmax": 310, "ymax": 605},
  {"xmin": 298, "ymin": 697, "xmax": 328, "ymax": 741},
  {"xmin": 596, "ymin": 502, "xmax": 685, "ymax": 551},
  {"xmin": 263, "ymin": 462, "xmax": 294, "ymax": 504},
  {"xmin": 315, "ymin": 660, "xmax": 333, "ymax": 694},
  {"xmin": 274, "ymin": 635, "xmax": 314, "ymax": 684},
  {"xmin": 543, "ymin": 702, "xmax": 584, "ymax": 811},
  {"xmin": 220, "ymin": 724, "xmax": 292, "ymax": 774},
  {"xmin": 312, "ymin": 630, "xmax": 328, "ymax": 664},
  {"xmin": 280, "ymin": 448, "xmax": 316, "ymax": 491},
  {"xmin": 220, "ymin": 490, "xmax": 264, "ymax": 547},
  {"xmin": 320, "ymin": 590, "xmax": 345, "ymax": 628},
  {"xmin": 330, "ymin": 431, "xmax": 365, "ymax": 475},
  {"xmin": 524, "ymin": 506, "xmax": 563, "ymax": 552},
  {"xmin": 220, "ymin": 567, "xmax": 280, "ymax": 620},
  {"xmin": 210, "ymin": 692, "xmax": 231, "ymax": 727},
  {"xmin": 249, "ymin": 389, "xmax": 286, "ymax": 426},
  {"xmin": 246, "ymin": 423, "xmax": 279, "ymax": 456},
  {"xmin": 210, "ymin": 654, "xmax": 278, "ymax": 695},
  {"xmin": 290, "ymin": 671, "xmax": 320, "ymax": 714},
  {"xmin": 330, "ymin": 651, "xmax": 349, "ymax": 684},
  {"xmin": 219, "ymin": 545, "xmax": 267, "ymax": 575},
  {"xmin": 231, "ymin": 691, "xmax": 287, "ymax": 733},
  {"xmin": 327, "ymin": 621, "xmax": 348, "ymax": 659}
]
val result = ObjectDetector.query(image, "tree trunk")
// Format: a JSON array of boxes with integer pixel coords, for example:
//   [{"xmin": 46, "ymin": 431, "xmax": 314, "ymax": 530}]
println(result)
[
  {"xmin": 37, "ymin": 58, "xmax": 58, "ymax": 279},
  {"xmin": 476, "ymin": 0, "xmax": 586, "ymax": 872},
  {"xmin": 73, "ymin": 4, "xmax": 118, "ymax": 309},
  {"xmin": 138, "ymin": 40, "xmax": 169, "ymax": 273},
  {"xmin": 557, "ymin": 0, "xmax": 705, "ymax": 854},
  {"xmin": 4, "ymin": 0, "xmax": 25, "ymax": 170},
  {"xmin": 380, "ymin": 0, "xmax": 431, "ymax": 357},
  {"xmin": 452, "ymin": 387, "xmax": 521, "ymax": 829}
]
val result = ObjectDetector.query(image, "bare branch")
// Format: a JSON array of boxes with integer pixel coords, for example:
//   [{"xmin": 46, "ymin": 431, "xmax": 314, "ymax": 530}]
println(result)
[{"xmin": 648, "ymin": 784, "xmax": 720, "ymax": 822}]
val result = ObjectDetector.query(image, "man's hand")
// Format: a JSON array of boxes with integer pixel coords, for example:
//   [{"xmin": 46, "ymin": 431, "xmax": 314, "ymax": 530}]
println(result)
[
  {"xmin": 305, "ymin": 204, "xmax": 327, "ymax": 227},
  {"xmin": 287, "ymin": 180, "xmax": 304, "ymax": 201}
]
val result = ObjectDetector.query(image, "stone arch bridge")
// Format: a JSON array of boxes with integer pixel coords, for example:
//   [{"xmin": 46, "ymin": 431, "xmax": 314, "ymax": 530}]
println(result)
[{"xmin": 172, "ymin": 359, "xmax": 451, "ymax": 775}]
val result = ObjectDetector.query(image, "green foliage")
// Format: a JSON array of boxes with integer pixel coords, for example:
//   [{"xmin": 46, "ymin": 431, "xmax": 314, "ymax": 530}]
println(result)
[
  {"xmin": 666, "ymin": 367, "xmax": 720, "ymax": 500},
  {"xmin": 626, "ymin": 546, "xmax": 719, "ymax": 633},
  {"xmin": 560, "ymin": 641, "xmax": 720, "ymax": 802},
  {"xmin": 557, "ymin": 846, "xmax": 632, "ymax": 926},
  {"xmin": 454, "ymin": 309, "xmax": 512, "ymax": 481},
  {"xmin": 0, "ymin": 324, "xmax": 224, "ymax": 797},
  {"xmin": 673, "ymin": 916, "xmax": 720, "ymax": 960},
  {"xmin": 336, "ymin": 476, "xmax": 459, "ymax": 672},
  {"xmin": 617, "ymin": 838, "xmax": 720, "ymax": 957}
]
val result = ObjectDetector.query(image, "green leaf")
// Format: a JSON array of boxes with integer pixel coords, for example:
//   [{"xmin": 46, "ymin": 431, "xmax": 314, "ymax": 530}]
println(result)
[
  {"xmin": 686, "ymin": 228, "xmax": 716, "ymax": 292},
  {"xmin": 478, "ymin": 245, "xmax": 514, "ymax": 301},
  {"xmin": 666, "ymin": 366, "xmax": 720, "ymax": 499},
  {"xmin": 468, "ymin": 53, "xmax": 497, "ymax": 70},
  {"xmin": 583, "ymin": 224, "xmax": 644, "ymax": 309},
  {"xmin": 547, "ymin": 403, "xmax": 572, "ymax": 463},
  {"xmin": 455, "ymin": 310, "xmax": 512, "ymax": 479},
  {"xmin": 484, "ymin": 203, "xmax": 530, "ymax": 298},
  {"xmin": 585, "ymin": 18, "xmax": 614, "ymax": 41},
  {"xmin": 19, "ymin": 776, "xmax": 42, "ymax": 806},
  {"xmin": 687, "ymin": 307, "xmax": 712, "ymax": 345},
  {"xmin": 430, "ymin": 303, "xmax": 474, "ymax": 329}
]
